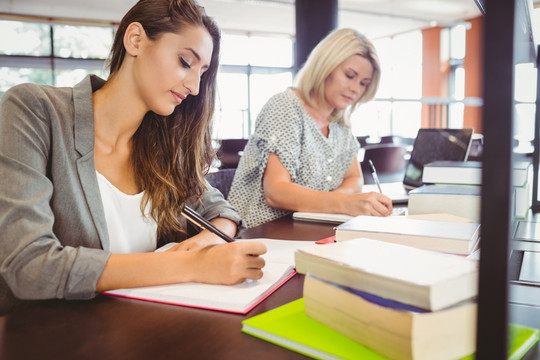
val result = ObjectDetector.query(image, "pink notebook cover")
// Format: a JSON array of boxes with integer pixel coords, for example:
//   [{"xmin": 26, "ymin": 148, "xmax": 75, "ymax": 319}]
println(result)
[{"xmin": 103, "ymin": 270, "xmax": 296, "ymax": 314}]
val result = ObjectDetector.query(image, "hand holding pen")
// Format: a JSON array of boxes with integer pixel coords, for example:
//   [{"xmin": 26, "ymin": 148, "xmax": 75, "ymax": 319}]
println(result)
[{"xmin": 368, "ymin": 159, "xmax": 383, "ymax": 193}]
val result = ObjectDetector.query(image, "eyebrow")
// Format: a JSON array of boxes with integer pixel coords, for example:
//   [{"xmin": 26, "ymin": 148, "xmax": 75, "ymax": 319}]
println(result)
[
  {"xmin": 346, "ymin": 67, "xmax": 359, "ymax": 76},
  {"xmin": 185, "ymin": 47, "xmax": 209, "ymax": 69}
]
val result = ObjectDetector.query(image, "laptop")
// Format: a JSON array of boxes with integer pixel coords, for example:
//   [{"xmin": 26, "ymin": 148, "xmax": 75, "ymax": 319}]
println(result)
[{"xmin": 363, "ymin": 128, "xmax": 474, "ymax": 204}]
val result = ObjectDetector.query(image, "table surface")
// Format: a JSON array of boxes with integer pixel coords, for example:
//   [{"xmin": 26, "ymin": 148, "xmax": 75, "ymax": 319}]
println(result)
[{"xmin": 0, "ymin": 215, "xmax": 539, "ymax": 360}]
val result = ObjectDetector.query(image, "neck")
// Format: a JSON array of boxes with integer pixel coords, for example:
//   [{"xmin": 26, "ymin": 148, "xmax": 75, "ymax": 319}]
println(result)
[
  {"xmin": 93, "ymin": 72, "xmax": 148, "ymax": 148},
  {"xmin": 294, "ymin": 88, "xmax": 333, "ymax": 128}
]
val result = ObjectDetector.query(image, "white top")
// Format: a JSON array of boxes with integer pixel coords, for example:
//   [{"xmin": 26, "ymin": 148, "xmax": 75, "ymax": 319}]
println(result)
[{"xmin": 96, "ymin": 171, "xmax": 157, "ymax": 253}]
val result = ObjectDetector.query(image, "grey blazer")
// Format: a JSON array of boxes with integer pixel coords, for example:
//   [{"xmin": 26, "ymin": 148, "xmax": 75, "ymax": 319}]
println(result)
[{"xmin": 0, "ymin": 75, "xmax": 244, "ymax": 314}]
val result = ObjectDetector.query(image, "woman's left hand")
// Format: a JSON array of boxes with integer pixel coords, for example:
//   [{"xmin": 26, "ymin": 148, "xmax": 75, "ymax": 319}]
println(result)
[{"xmin": 168, "ymin": 233, "xmax": 226, "ymax": 252}]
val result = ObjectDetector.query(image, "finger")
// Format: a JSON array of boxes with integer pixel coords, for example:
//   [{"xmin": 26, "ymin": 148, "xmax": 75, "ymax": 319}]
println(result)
[
  {"xmin": 238, "ymin": 241, "xmax": 268, "ymax": 256},
  {"xmin": 246, "ymin": 256, "xmax": 266, "ymax": 270},
  {"xmin": 245, "ymin": 268, "xmax": 264, "ymax": 280}
]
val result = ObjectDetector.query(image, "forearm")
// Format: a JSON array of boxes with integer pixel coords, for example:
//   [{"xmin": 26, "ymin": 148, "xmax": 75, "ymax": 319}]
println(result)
[
  {"xmin": 332, "ymin": 175, "xmax": 363, "ymax": 194},
  {"xmin": 96, "ymin": 251, "xmax": 199, "ymax": 292},
  {"xmin": 97, "ymin": 239, "xmax": 268, "ymax": 291},
  {"xmin": 264, "ymin": 181, "xmax": 348, "ymax": 214}
]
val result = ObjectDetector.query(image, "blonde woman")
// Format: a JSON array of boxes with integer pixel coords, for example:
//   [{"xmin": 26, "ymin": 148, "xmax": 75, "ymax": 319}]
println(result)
[{"xmin": 229, "ymin": 28, "xmax": 392, "ymax": 228}]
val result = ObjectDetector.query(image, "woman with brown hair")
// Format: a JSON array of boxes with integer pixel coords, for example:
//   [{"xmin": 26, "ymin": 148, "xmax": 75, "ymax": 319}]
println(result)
[{"xmin": 0, "ymin": 0, "xmax": 266, "ymax": 314}]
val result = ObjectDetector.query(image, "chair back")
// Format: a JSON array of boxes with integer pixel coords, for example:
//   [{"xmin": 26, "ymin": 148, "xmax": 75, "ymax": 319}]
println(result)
[
  {"xmin": 360, "ymin": 144, "xmax": 407, "ymax": 184},
  {"xmin": 217, "ymin": 139, "xmax": 249, "ymax": 169},
  {"xmin": 206, "ymin": 168, "xmax": 237, "ymax": 199}
]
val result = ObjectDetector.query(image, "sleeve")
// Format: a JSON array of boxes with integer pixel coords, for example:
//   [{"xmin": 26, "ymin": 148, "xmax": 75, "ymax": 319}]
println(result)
[
  {"xmin": 251, "ymin": 92, "xmax": 304, "ymax": 182},
  {"xmin": 0, "ymin": 84, "xmax": 110, "ymax": 303},
  {"xmin": 186, "ymin": 181, "xmax": 246, "ymax": 234}
]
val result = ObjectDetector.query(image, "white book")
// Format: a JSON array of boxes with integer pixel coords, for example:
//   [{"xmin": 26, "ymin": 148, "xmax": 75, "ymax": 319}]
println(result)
[
  {"xmin": 422, "ymin": 160, "xmax": 532, "ymax": 186},
  {"xmin": 407, "ymin": 184, "xmax": 481, "ymax": 223},
  {"xmin": 422, "ymin": 160, "xmax": 482, "ymax": 185},
  {"xmin": 104, "ymin": 238, "xmax": 314, "ymax": 314},
  {"xmin": 292, "ymin": 208, "xmax": 407, "ymax": 224},
  {"xmin": 295, "ymin": 238, "xmax": 479, "ymax": 311},
  {"xmin": 292, "ymin": 212, "xmax": 354, "ymax": 224},
  {"xmin": 334, "ymin": 214, "xmax": 480, "ymax": 255}
]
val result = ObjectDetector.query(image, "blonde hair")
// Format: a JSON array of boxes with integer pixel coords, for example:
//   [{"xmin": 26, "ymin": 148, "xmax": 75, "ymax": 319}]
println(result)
[{"xmin": 295, "ymin": 28, "xmax": 381, "ymax": 127}]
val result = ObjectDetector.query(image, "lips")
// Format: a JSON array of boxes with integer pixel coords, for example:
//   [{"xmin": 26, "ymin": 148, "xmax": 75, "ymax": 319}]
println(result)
[
  {"xmin": 171, "ymin": 91, "xmax": 186, "ymax": 104},
  {"xmin": 342, "ymin": 95, "xmax": 354, "ymax": 103}
]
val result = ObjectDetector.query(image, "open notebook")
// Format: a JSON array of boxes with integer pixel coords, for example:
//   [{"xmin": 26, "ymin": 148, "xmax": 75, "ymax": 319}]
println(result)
[
  {"xmin": 363, "ymin": 128, "xmax": 474, "ymax": 204},
  {"xmin": 103, "ymin": 238, "xmax": 314, "ymax": 314}
]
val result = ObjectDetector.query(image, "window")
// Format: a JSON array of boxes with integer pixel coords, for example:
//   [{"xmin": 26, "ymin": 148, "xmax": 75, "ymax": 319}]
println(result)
[
  {"xmin": 0, "ymin": 19, "xmax": 112, "ymax": 95},
  {"xmin": 514, "ymin": 62, "xmax": 536, "ymax": 154},
  {"xmin": 216, "ymin": 32, "xmax": 294, "ymax": 139},
  {"xmin": 351, "ymin": 31, "xmax": 423, "ymax": 140}
]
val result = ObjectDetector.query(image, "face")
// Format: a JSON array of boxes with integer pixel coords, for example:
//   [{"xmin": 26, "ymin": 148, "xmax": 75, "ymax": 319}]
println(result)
[
  {"xmin": 323, "ymin": 55, "xmax": 373, "ymax": 111},
  {"xmin": 132, "ymin": 25, "xmax": 213, "ymax": 116}
]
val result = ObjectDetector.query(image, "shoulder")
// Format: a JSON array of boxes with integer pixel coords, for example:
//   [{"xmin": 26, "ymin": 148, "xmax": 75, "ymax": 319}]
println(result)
[
  {"xmin": 3, "ymin": 82, "xmax": 71, "ymax": 102},
  {"xmin": 2, "ymin": 83, "xmax": 73, "ymax": 116}
]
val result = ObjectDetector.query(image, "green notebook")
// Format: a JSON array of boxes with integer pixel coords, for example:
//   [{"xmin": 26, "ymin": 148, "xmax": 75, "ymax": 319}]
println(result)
[
  {"xmin": 460, "ymin": 323, "xmax": 540, "ymax": 360},
  {"xmin": 242, "ymin": 299, "xmax": 539, "ymax": 360},
  {"xmin": 242, "ymin": 298, "xmax": 387, "ymax": 360}
]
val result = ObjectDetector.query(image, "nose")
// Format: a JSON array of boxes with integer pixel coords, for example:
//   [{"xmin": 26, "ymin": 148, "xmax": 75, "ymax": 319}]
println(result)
[
  {"xmin": 184, "ymin": 72, "xmax": 201, "ymax": 96},
  {"xmin": 350, "ymin": 81, "xmax": 361, "ymax": 94}
]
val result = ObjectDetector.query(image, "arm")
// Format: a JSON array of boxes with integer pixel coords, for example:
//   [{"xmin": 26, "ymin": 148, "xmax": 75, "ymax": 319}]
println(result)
[
  {"xmin": 96, "ymin": 240, "xmax": 267, "ymax": 291},
  {"xmin": 171, "ymin": 182, "xmax": 245, "ymax": 251},
  {"xmin": 263, "ymin": 153, "xmax": 392, "ymax": 216}
]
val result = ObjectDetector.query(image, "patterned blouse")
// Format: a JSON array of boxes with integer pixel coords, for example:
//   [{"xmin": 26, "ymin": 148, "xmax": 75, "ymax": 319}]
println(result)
[{"xmin": 228, "ymin": 89, "xmax": 360, "ymax": 228}]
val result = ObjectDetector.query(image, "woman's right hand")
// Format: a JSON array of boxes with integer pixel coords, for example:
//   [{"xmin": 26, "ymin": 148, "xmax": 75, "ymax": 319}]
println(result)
[
  {"xmin": 189, "ymin": 241, "xmax": 267, "ymax": 285},
  {"xmin": 342, "ymin": 191, "xmax": 393, "ymax": 217}
]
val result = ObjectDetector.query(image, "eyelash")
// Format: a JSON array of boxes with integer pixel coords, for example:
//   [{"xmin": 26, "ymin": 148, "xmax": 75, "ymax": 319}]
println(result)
[{"xmin": 180, "ymin": 57, "xmax": 191, "ymax": 69}]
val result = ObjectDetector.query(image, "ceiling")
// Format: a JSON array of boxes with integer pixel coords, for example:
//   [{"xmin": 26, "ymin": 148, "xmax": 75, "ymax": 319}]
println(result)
[{"xmin": 0, "ymin": 0, "xmax": 537, "ymax": 41}]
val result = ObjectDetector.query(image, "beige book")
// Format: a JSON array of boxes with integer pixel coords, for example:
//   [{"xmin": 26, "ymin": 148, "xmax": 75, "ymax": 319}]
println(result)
[
  {"xmin": 303, "ymin": 275, "xmax": 477, "ymax": 360},
  {"xmin": 295, "ymin": 238, "xmax": 479, "ymax": 311}
]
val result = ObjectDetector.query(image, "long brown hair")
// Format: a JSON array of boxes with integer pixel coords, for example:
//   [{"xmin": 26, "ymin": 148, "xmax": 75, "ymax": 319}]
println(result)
[{"xmin": 107, "ymin": 0, "xmax": 220, "ymax": 241}]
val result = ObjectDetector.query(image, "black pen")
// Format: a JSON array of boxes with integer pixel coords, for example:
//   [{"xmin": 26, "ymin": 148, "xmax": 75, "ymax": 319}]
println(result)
[
  {"xmin": 181, "ymin": 205, "xmax": 235, "ymax": 243},
  {"xmin": 368, "ymin": 159, "xmax": 383, "ymax": 193}
]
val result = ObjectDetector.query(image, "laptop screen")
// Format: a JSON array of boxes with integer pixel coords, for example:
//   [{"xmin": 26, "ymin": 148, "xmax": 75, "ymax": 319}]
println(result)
[{"xmin": 403, "ymin": 128, "xmax": 474, "ymax": 189}]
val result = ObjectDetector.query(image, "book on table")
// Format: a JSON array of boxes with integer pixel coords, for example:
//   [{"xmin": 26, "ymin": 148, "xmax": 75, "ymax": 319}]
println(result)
[
  {"xmin": 292, "ymin": 208, "xmax": 407, "ymax": 224},
  {"xmin": 407, "ymin": 184, "xmax": 481, "ymax": 223},
  {"xmin": 104, "ymin": 238, "xmax": 314, "ymax": 314},
  {"xmin": 295, "ymin": 238, "xmax": 479, "ymax": 311},
  {"xmin": 422, "ymin": 160, "xmax": 532, "ymax": 186},
  {"xmin": 303, "ymin": 274, "xmax": 477, "ymax": 360},
  {"xmin": 334, "ymin": 214, "xmax": 480, "ymax": 255},
  {"xmin": 292, "ymin": 211, "xmax": 354, "ymax": 224},
  {"xmin": 421, "ymin": 160, "xmax": 532, "ymax": 219},
  {"xmin": 422, "ymin": 160, "xmax": 482, "ymax": 185},
  {"xmin": 242, "ymin": 297, "xmax": 539, "ymax": 360}
]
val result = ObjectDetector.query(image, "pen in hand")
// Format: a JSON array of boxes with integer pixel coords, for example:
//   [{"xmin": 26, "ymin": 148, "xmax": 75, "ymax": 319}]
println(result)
[
  {"xmin": 181, "ymin": 205, "xmax": 235, "ymax": 243},
  {"xmin": 368, "ymin": 159, "xmax": 383, "ymax": 193}
]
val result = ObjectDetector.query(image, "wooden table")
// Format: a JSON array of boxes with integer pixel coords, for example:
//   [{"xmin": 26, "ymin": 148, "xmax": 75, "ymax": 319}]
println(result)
[
  {"xmin": 0, "ymin": 216, "xmax": 334, "ymax": 360},
  {"xmin": 0, "ymin": 216, "xmax": 539, "ymax": 359}
]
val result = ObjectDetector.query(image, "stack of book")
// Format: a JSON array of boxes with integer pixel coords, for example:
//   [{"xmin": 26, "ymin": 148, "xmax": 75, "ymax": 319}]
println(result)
[
  {"xmin": 241, "ymin": 238, "xmax": 540, "ymax": 359},
  {"xmin": 295, "ymin": 238, "xmax": 479, "ymax": 360},
  {"xmin": 419, "ymin": 160, "xmax": 532, "ymax": 219}
]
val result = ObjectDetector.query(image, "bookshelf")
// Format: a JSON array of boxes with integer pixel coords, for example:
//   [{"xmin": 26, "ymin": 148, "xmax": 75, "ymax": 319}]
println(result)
[{"xmin": 476, "ymin": 0, "xmax": 538, "ymax": 359}]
